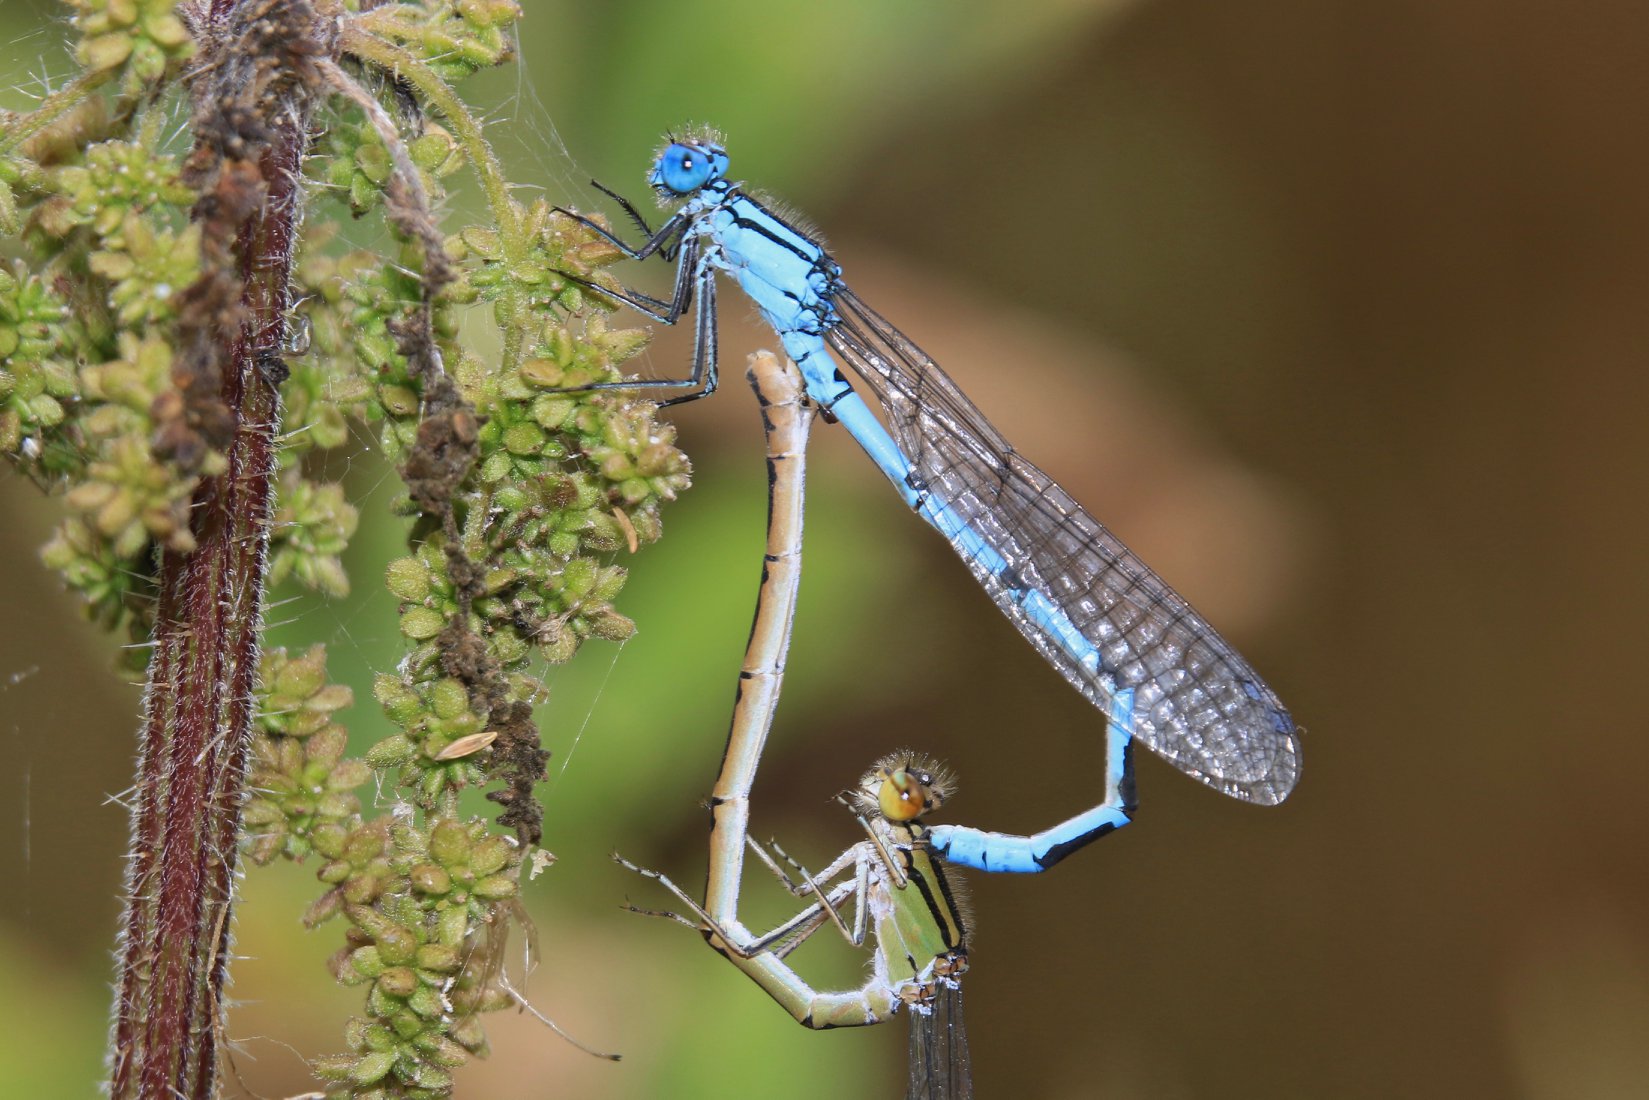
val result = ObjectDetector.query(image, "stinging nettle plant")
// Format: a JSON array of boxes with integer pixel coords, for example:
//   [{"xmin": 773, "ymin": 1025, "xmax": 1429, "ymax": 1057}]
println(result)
[{"xmin": 1, "ymin": 0, "xmax": 690, "ymax": 1096}]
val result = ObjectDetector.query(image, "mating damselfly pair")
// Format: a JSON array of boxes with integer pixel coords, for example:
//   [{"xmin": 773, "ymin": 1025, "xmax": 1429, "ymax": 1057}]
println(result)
[{"xmin": 557, "ymin": 131, "xmax": 1300, "ymax": 1073}]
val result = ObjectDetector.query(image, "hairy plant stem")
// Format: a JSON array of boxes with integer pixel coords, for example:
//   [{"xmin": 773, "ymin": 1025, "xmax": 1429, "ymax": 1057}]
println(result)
[
  {"xmin": 108, "ymin": 1, "xmax": 321, "ymax": 1094},
  {"xmin": 339, "ymin": 28, "xmax": 531, "ymax": 372},
  {"xmin": 0, "ymin": 70, "xmax": 111, "ymax": 156}
]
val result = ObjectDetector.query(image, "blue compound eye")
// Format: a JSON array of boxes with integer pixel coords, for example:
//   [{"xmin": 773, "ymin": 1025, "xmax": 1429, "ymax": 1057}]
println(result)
[{"xmin": 652, "ymin": 142, "xmax": 724, "ymax": 195}]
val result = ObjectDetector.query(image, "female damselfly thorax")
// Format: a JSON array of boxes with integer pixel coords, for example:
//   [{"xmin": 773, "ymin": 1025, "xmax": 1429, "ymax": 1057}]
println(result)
[
  {"xmin": 844, "ymin": 752, "xmax": 971, "ymax": 1005},
  {"xmin": 614, "ymin": 749, "xmax": 972, "ymax": 1029}
]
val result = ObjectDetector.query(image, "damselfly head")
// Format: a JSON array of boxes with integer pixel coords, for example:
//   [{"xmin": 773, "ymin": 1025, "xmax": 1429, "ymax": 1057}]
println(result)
[
  {"xmin": 855, "ymin": 751, "xmax": 955, "ymax": 823},
  {"xmin": 650, "ymin": 127, "xmax": 728, "ymax": 200}
]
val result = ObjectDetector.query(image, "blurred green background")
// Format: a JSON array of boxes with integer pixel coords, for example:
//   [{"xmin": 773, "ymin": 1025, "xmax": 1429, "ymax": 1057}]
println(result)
[{"xmin": 4, "ymin": 1, "xmax": 1646, "ymax": 1096}]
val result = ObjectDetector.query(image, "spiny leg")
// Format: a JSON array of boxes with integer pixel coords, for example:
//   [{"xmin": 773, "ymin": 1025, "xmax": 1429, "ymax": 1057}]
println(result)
[
  {"xmin": 611, "ymin": 853, "xmax": 733, "ymax": 936},
  {"xmin": 552, "ymin": 258, "xmax": 720, "ymax": 405},
  {"xmin": 746, "ymin": 837, "xmax": 870, "ymax": 949},
  {"xmin": 550, "ymin": 199, "xmax": 683, "ymax": 260},
  {"xmin": 547, "ymin": 186, "xmax": 714, "ymax": 399},
  {"xmin": 751, "ymin": 834, "xmax": 860, "ymax": 898},
  {"xmin": 588, "ymin": 179, "xmax": 666, "ymax": 252},
  {"xmin": 754, "ymin": 877, "xmax": 865, "ymax": 960},
  {"xmin": 613, "ymin": 851, "xmax": 864, "ymax": 959}
]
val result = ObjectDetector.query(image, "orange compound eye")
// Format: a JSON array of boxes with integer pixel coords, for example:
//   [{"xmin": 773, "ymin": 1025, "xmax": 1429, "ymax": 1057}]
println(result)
[{"xmin": 878, "ymin": 766, "xmax": 930, "ymax": 822}]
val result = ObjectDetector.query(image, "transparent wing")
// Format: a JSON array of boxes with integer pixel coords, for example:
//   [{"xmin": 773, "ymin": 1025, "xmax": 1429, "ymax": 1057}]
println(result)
[
  {"xmin": 908, "ymin": 981, "xmax": 972, "ymax": 1100},
  {"xmin": 827, "ymin": 288, "xmax": 1300, "ymax": 805}
]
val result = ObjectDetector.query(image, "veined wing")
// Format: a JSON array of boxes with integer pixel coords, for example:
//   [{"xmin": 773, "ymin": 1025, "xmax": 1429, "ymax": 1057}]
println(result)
[
  {"xmin": 826, "ymin": 288, "xmax": 1300, "ymax": 805},
  {"xmin": 908, "ymin": 981, "xmax": 971, "ymax": 1100}
]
